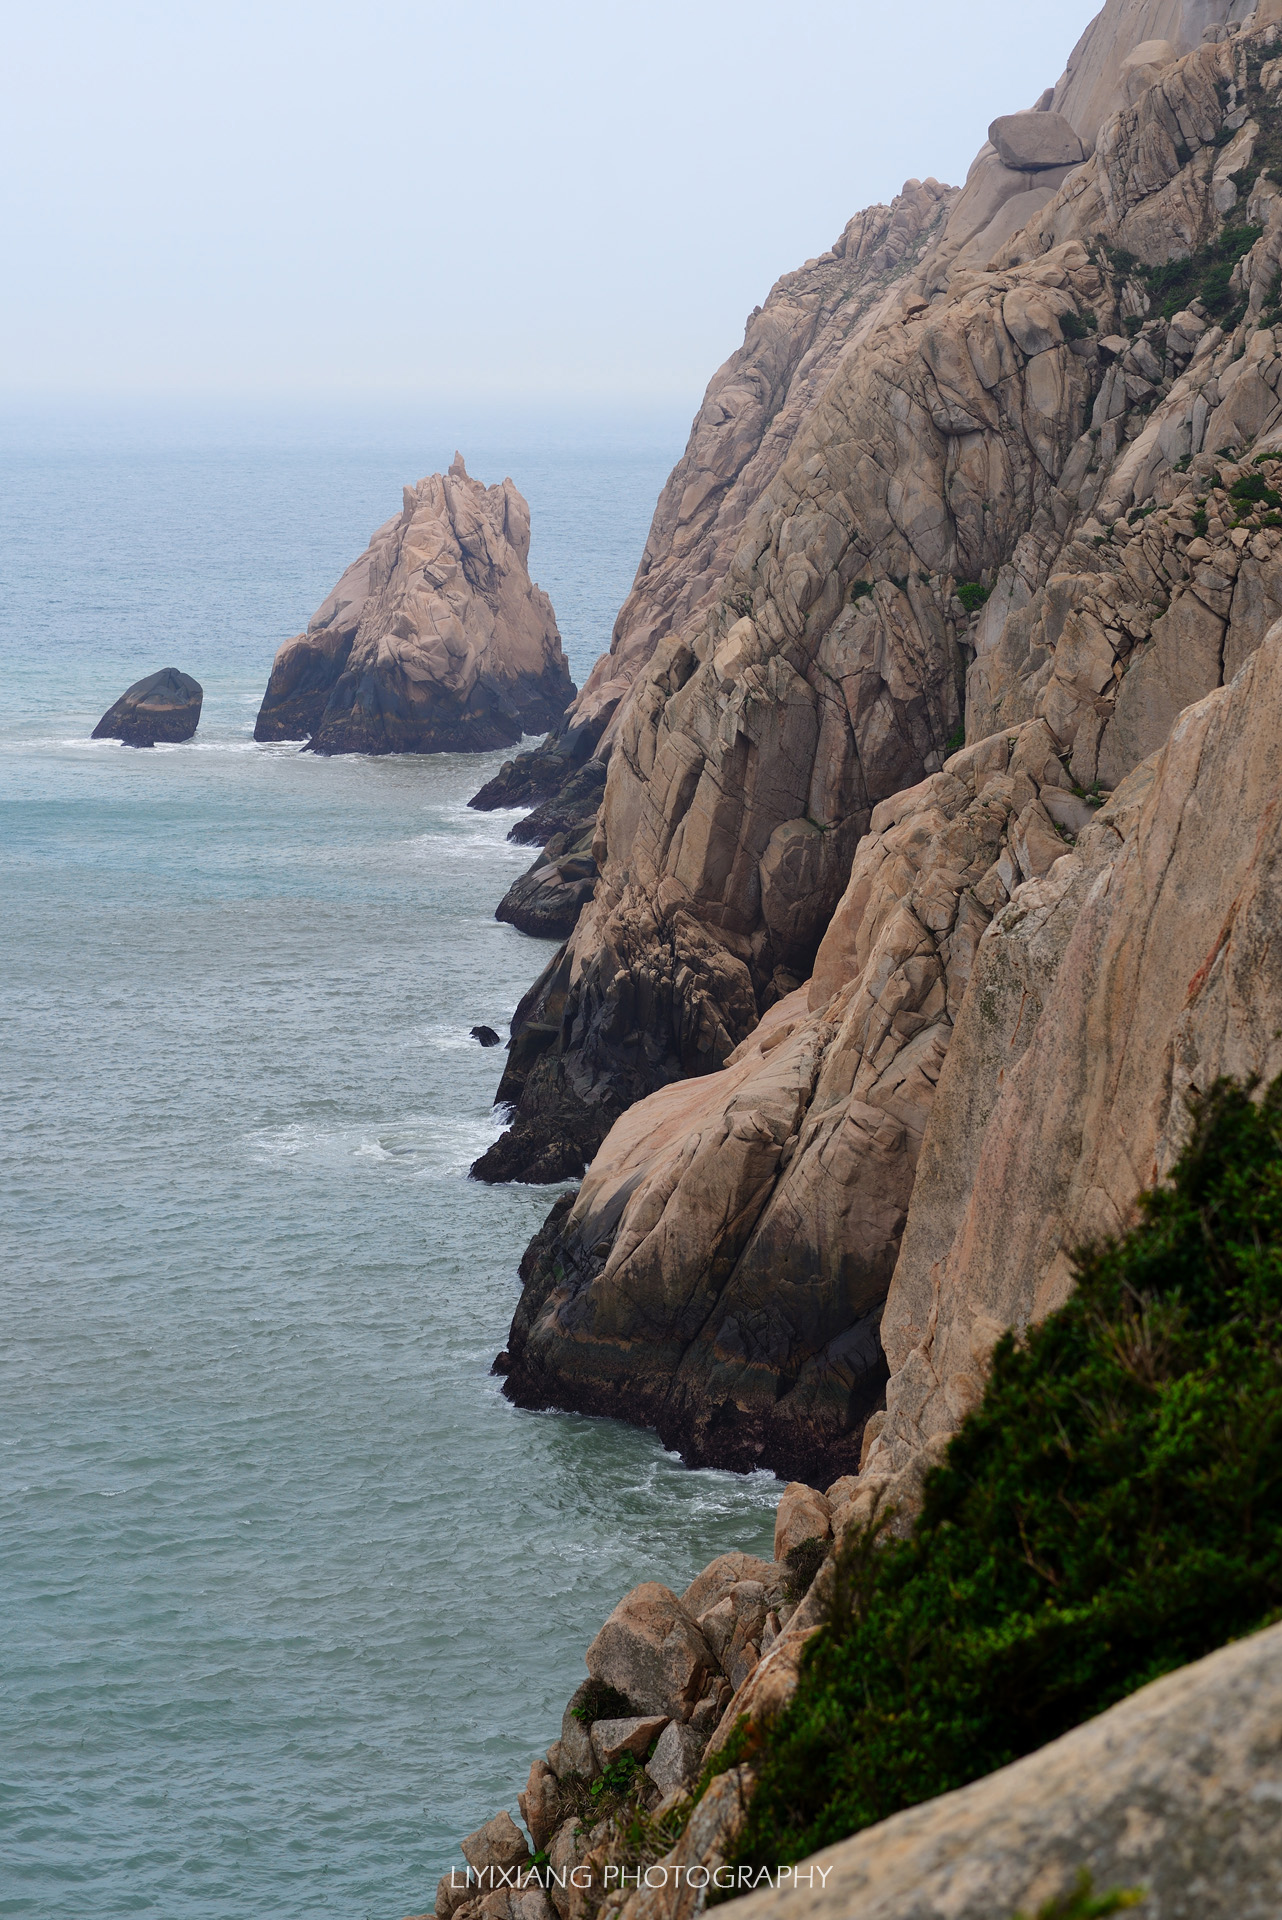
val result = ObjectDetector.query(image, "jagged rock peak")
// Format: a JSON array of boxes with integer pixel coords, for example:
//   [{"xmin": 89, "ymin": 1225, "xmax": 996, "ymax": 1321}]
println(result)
[{"xmin": 254, "ymin": 460, "xmax": 573, "ymax": 755}]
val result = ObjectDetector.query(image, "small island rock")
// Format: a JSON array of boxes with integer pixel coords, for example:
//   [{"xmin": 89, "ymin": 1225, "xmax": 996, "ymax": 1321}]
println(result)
[
  {"xmin": 92, "ymin": 668, "xmax": 203, "ymax": 748},
  {"xmin": 254, "ymin": 454, "xmax": 573, "ymax": 755},
  {"xmin": 470, "ymin": 1025, "xmax": 501, "ymax": 1048}
]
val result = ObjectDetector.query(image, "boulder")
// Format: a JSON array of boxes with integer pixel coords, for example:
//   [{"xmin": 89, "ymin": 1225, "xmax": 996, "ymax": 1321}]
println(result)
[
  {"xmin": 92, "ymin": 668, "xmax": 202, "ymax": 747},
  {"xmin": 588, "ymin": 1714, "xmax": 668, "ymax": 1767},
  {"xmin": 585, "ymin": 1584, "xmax": 716, "ymax": 1722},
  {"xmin": 254, "ymin": 454, "xmax": 573, "ymax": 754},
  {"xmin": 987, "ymin": 110, "xmax": 1085, "ymax": 172},
  {"xmin": 645, "ymin": 1720, "xmax": 706, "ymax": 1797},
  {"xmin": 471, "ymin": 1026, "xmax": 501, "ymax": 1047},
  {"xmin": 774, "ymin": 1484, "xmax": 833, "ymax": 1563},
  {"xmin": 681, "ymin": 1552, "xmax": 781, "ymax": 1618},
  {"xmin": 460, "ymin": 1810, "xmax": 530, "ymax": 1877},
  {"xmin": 727, "ymin": 1621, "xmax": 1282, "ymax": 1920},
  {"xmin": 517, "ymin": 1757, "xmax": 563, "ymax": 1852},
  {"xmin": 695, "ymin": 1581, "xmax": 769, "ymax": 1691}
]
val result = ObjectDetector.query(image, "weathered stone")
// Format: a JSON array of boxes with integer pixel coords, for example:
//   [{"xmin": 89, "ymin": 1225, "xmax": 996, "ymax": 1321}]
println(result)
[
  {"xmin": 588, "ymin": 1715, "xmax": 668, "ymax": 1767},
  {"xmin": 681, "ymin": 1552, "xmax": 781, "ymax": 1618},
  {"xmin": 460, "ymin": 1810, "xmax": 531, "ymax": 1876},
  {"xmin": 585, "ymin": 1585, "xmax": 715, "ymax": 1722},
  {"xmin": 92, "ymin": 667, "xmax": 202, "ymax": 747},
  {"xmin": 517, "ymin": 1758, "xmax": 562, "ymax": 1853},
  {"xmin": 255, "ymin": 455, "xmax": 572, "ymax": 754},
  {"xmin": 988, "ymin": 111, "xmax": 1085, "ymax": 171},
  {"xmin": 645, "ymin": 1718, "xmax": 706, "ymax": 1797},
  {"xmin": 728, "ymin": 1621, "xmax": 1282, "ymax": 1920},
  {"xmin": 498, "ymin": 721, "xmax": 1087, "ymax": 1477},
  {"xmin": 874, "ymin": 619, "xmax": 1282, "ymax": 1479},
  {"xmin": 471, "ymin": 1025, "xmax": 501, "ymax": 1047},
  {"xmin": 773, "ymin": 1484, "xmax": 833, "ymax": 1562}
]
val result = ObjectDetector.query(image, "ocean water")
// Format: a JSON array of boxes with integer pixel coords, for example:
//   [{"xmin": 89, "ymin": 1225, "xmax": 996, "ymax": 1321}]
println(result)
[{"xmin": 0, "ymin": 404, "xmax": 780, "ymax": 1919}]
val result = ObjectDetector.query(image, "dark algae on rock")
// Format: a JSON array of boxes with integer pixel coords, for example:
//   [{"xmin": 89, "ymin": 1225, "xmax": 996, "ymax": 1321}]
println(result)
[{"xmin": 732, "ymin": 1077, "xmax": 1282, "ymax": 1870}]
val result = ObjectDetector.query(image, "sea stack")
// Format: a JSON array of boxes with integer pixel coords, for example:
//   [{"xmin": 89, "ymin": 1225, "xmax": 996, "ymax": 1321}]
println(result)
[
  {"xmin": 254, "ymin": 454, "xmax": 574, "ymax": 754},
  {"xmin": 92, "ymin": 668, "xmax": 203, "ymax": 747}
]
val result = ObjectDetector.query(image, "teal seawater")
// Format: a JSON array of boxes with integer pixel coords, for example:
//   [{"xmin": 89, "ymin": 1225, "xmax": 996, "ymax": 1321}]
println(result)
[{"xmin": 0, "ymin": 407, "xmax": 780, "ymax": 1918}]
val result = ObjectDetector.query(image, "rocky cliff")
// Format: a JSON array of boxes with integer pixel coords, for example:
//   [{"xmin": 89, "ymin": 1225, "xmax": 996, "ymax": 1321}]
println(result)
[
  {"xmin": 482, "ymin": 2, "xmax": 1282, "ymax": 1482},
  {"xmin": 422, "ymin": 8, "xmax": 1282, "ymax": 1919},
  {"xmin": 254, "ymin": 455, "xmax": 572, "ymax": 754}
]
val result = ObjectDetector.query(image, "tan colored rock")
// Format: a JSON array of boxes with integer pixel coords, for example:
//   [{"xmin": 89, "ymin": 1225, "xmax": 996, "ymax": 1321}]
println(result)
[
  {"xmin": 500, "ymin": 720, "xmax": 1088, "ymax": 1478},
  {"xmin": 588, "ymin": 1715, "xmax": 668, "ymax": 1767},
  {"xmin": 585, "ymin": 1584, "xmax": 715, "ymax": 1722},
  {"xmin": 460, "ymin": 1810, "xmax": 531, "ymax": 1877},
  {"xmin": 567, "ymin": 182, "xmax": 959, "ymax": 745},
  {"xmin": 645, "ymin": 1719, "xmax": 706, "ymax": 1797},
  {"xmin": 728, "ymin": 1621, "xmax": 1282, "ymax": 1920},
  {"xmin": 495, "ymin": 5, "xmax": 1282, "ymax": 1483},
  {"xmin": 873, "ymin": 619, "xmax": 1282, "ymax": 1477},
  {"xmin": 773, "ymin": 1485, "xmax": 832, "ymax": 1562},
  {"xmin": 696, "ymin": 1580, "xmax": 770, "ymax": 1691},
  {"xmin": 254, "ymin": 454, "xmax": 572, "ymax": 753},
  {"xmin": 988, "ymin": 111, "xmax": 1085, "ymax": 171},
  {"xmin": 518, "ymin": 1758, "xmax": 563, "ymax": 1853},
  {"xmin": 680, "ymin": 1552, "xmax": 781, "ymax": 1618}
]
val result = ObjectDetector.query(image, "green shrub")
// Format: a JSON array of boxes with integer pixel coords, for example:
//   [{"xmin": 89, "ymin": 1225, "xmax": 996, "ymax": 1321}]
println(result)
[
  {"xmin": 1060, "ymin": 309, "xmax": 1097, "ymax": 341},
  {"xmin": 732, "ymin": 1077, "xmax": 1282, "ymax": 1869},
  {"xmin": 1191, "ymin": 505, "xmax": 1209, "ymax": 537},
  {"xmin": 1139, "ymin": 223, "xmax": 1261, "ymax": 322},
  {"xmin": 849, "ymin": 580, "xmax": 875, "ymax": 604},
  {"xmin": 1230, "ymin": 470, "xmax": 1282, "ymax": 510},
  {"xmin": 957, "ymin": 582, "xmax": 990, "ymax": 613}
]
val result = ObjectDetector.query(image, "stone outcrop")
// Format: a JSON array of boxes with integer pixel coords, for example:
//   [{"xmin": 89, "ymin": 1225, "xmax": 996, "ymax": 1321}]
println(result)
[
  {"xmin": 254, "ymin": 455, "xmax": 572, "ymax": 754},
  {"xmin": 466, "ymin": 180, "xmax": 960, "ymax": 950},
  {"xmin": 498, "ymin": 718, "xmax": 1097, "ymax": 1476},
  {"xmin": 480, "ymin": 7, "xmax": 1282, "ymax": 1483},
  {"xmin": 725, "ymin": 1619, "xmax": 1282, "ymax": 1920},
  {"xmin": 867, "ymin": 610, "xmax": 1282, "ymax": 1482},
  {"xmin": 92, "ymin": 668, "xmax": 202, "ymax": 746}
]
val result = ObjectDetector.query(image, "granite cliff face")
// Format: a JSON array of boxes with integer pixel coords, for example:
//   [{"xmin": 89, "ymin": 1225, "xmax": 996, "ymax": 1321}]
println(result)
[
  {"xmin": 254, "ymin": 455, "xmax": 572, "ymax": 754},
  {"xmin": 485, "ymin": 3, "xmax": 1282, "ymax": 1480}
]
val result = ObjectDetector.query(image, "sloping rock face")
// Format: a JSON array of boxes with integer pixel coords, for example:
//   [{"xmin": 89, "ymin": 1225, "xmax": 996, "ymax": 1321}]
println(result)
[
  {"xmin": 466, "ymin": 182, "xmax": 958, "ymax": 948},
  {"xmin": 92, "ymin": 668, "xmax": 202, "ymax": 747},
  {"xmin": 254, "ymin": 455, "xmax": 572, "ymax": 754},
  {"xmin": 726, "ymin": 1620, "xmax": 1282, "ymax": 1920},
  {"xmin": 500, "ymin": 722, "xmax": 1097, "ymax": 1477},
  {"xmin": 490, "ymin": 9, "xmax": 1282, "ymax": 1476},
  {"xmin": 867, "ymin": 612, "xmax": 1282, "ymax": 1481}
]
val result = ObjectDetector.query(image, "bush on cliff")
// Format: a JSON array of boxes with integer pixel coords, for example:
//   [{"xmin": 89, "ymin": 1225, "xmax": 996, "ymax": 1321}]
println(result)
[{"xmin": 734, "ymin": 1076, "xmax": 1282, "ymax": 1867}]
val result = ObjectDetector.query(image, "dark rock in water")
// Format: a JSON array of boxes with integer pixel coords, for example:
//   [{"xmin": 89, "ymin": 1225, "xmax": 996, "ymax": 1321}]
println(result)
[
  {"xmin": 506, "ymin": 757, "xmax": 607, "ymax": 847},
  {"xmin": 471, "ymin": 1025, "xmax": 501, "ymax": 1048},
  {"xmin": 470, "ymin": 960, "xmax": 618, "ymax": 1183},
  {"xmin": 92, "ymin": 668, "xmax": 203, "ymax": 748},
  {"xmin": 468, "ymin": 714, "xmax": 604, "ymax": 813},
  {"xmin": 495, "ymin": 827, "xmax": 598, "ymax": 940}
]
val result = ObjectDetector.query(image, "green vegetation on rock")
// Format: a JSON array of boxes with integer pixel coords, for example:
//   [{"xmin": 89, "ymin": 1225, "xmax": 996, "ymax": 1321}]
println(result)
[{"xmin": 733, "ymin": 1077, "xmax": 1282, "ymax": 1868}]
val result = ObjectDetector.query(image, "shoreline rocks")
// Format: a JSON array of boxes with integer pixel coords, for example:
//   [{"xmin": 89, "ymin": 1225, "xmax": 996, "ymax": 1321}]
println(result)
[
  {"xmin": 255, "ymin": 454, "xmax": 573, "ymax": 755},
  {"xmin": 92, "ymin": 668, "xmax": 203, "ymax": 747}
]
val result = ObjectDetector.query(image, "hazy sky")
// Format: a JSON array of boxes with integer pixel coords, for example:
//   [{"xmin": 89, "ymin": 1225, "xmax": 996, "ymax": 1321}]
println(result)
[{"xmin": 2, "ymin": 0, "xmax": 1100, "ymax": 405}]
